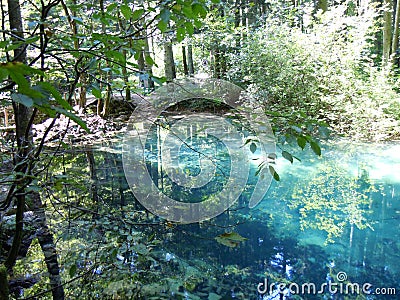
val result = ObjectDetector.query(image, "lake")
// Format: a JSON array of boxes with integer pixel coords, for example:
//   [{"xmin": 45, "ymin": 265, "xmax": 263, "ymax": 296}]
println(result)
[{"xmin": 42, "ymin": 134, "xmax": 400, "ymax": 299}]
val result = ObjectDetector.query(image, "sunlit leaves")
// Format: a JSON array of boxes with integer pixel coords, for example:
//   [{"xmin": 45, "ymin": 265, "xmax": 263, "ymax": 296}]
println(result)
[
  {"xmin": 157, "ymin": 20, "xmax": 168, "ymax": 33},
  {"xmin": 1, "ymin": 62, "xmax": 88, "ymax": 132},
  {"xmin": 92, "ymin": 88, "xmax": 102, "ymax": 99},
  {"xmin": 297, "ymin": 136, "xmax": 307, "ymax": 150},
  {"xmin": 120, "ymin": 4, "xmax": 132, "ymax": 20},
  {"xmin": 131, "ymin": 9, "xmax": 145, "ymax": 21}
]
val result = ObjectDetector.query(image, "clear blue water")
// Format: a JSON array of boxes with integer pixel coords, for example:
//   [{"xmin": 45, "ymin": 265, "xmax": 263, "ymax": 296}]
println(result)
[
  {"xmin": 53, "ymin": 136, "xmax": 400, "ymax": 299},
  {"xmin": 139, "ymin": 134, "xmax": 400, "ymax": 298}
]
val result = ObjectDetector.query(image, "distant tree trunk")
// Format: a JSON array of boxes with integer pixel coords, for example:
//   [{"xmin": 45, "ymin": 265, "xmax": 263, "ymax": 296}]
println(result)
[
  {"xmin": 234, "ymin": 0, "xmax": 241, "ymax": 27},
  {"xmin": 122, "ymin": 48, "xmax": 131, "ymax": 101},
  {"xmin": 99, "ymin": 0, "xmax": 111, "ymax": 117},
  {"xmin": 187, "ymin": 44, "xmax": 194, "ymax": 76},
  {"xmin": 79, "ymin": 73, "xmax": 87, "ymax": 109},
  {"xmin": 136, "ymin": 27, "xmax": 154, "ymax": 91},
  {"xmin": 383, "ymin": 0, "xmax": 393, "ymax": 67},
  {"xmin": 392, "ymin": 0, "xmax": 400, "ymax": 61},
  {"xmin": 101, "ymin": 82, "xmax": 111, "ymax": 117},
  {"xmin": 182, "ymin": 45, "xmax": 189, "ymax": 76},
  {"xmin": 143, "ymin": 30, "xmax": 154, "ymax": 90},
  {"xmin": 164, "ymin": 40, "xmax": 176, "ymax": 82}
]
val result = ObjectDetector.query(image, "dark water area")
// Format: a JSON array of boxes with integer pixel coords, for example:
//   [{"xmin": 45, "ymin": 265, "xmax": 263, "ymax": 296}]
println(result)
[{"xmin": 52, "ymin": 137, "xmax": 400, "ymax": 299}]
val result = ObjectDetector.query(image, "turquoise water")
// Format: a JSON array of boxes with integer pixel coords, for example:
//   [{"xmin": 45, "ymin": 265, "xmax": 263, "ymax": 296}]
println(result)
[
  {"xmin": 253, "ymin": 141, "xmax": 400, "ymax": 298},
  {"xmin": 51, "ymin": 137, "xmax": 400, "ymax": 299}
]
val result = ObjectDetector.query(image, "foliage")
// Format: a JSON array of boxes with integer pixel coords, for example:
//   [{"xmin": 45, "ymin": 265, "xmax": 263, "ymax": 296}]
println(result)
[
  {"xmin": 198, "ymin": 4, "xmax": 400, "ymax": 141},
  {"xmin": 0, "ymin": 62, "xmax": 88, "ymax": 130},
  {"xmin": 290, "ymin": 163, "xmax": 373, "ymax": 244}
]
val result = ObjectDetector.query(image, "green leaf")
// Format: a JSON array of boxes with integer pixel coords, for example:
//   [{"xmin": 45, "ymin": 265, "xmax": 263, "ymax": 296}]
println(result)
[
  {"xmin": 152, "ymin": 76, "xmax": 166, "ymax": 86},
  {"xmin": 144, "ymin": 55, "xmax": 155, "ymax": 66},
  {"xmin": 297, "ymin": 136, "xmax": 307, "ymax": 150},
  {"xmin": 0, "ymin": 66, "xmax": 8, "ymax": 81},
  {"xmin": 184, "ymin": 22, "xmax": 194, "ymax": 35},
  {"xmin": 105, "ymin": 50, "xmax": 125, "ymax": 64},
  {"xmin": 37, "ymin": 82, "xmax": 72, "ymax": 110},
  {"xmin": 269, "ymin": 165, "xmax": 280, "ymax": 181},
  {"xmin": 11, "ymin": 93, "xmax": 33, "ymax": 107},
  {"xmin": 36, "ymin": 104, "xmax": 57, "ymax": 117},
  {"xmin": 25, "ymin": 36, "xmax": 40, "ymax": 44},
  {"xmin": 310, "ymin": 140, "xmax": 321, "ymax": 156},
  {"xmin": 8, "ymin": 69, "xmax": 31, "ymax": 92},
  {"xmin": 176, "ymin": 27, "xmax": 186, "ymax": 42},
  {"xmin": 53, "ymin": 106, "xmax": 90, "ymax": 133},
  {"xmin": 5, "ymin": 42, "xmax": 23, "ymax": 52},
  {"xmin": 106, "ymin": 3, "xmax": 118, "ymax": 12},
  {"xmin": 157, "ymin": 20, "xmax": 168, "ymax": 32},
  {"xmin": 120, "ymin": 4, "xmax": 132, "ymax": 20},
  {"xmin": 250, "ymin": 142, "xmax": 257, "ymax": 153},
  {"xmin": 69, "ymin": 264, "xmax": 77, "ymax": 277},
  {"xmin": 131, "ymin": 8, "xmax": 144, "ymax": 21},
  {"xmin": 92, "ymin": 88, "xmax": 102, "ymax": 98},
  {"xmin": 194, "ymin": 19, "xmax": 202, "ymax": 28},
  {"xmin": 182, "ymin": 5, "xmax": 194, "ymax": 19},
  {"xmin": 282, "ymin": 150, "xmax": 293, "ymax": 163},
  {"xmin": 192, "ymin": 3, "xmax": 207, "ymax": 17}
]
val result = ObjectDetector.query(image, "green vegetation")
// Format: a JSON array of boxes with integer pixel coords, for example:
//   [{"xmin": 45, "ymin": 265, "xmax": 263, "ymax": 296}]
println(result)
[{"xmin": 1, "ymin": 0, "xmax": 400, "ymax": 299}]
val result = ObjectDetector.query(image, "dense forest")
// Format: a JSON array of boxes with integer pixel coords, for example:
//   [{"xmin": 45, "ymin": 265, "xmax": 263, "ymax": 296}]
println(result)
[{"xmin": 1, "ymin": 0, "xmax": 400, "ymax": 299}]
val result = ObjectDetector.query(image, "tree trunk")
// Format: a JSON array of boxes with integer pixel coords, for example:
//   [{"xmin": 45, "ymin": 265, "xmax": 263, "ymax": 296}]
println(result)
[
  {"xmin": 143, "ymin": 31, "xmax": 154, "ymax": 90},
  {"xmin": 187, "ymin": 44, "xmax": 194, "ymax": 76},
  {"xmin": 79, "ymin": 73, "xmax": 87, "ymax": 109},
  {"xmin": 3, "ymin": 1, "xmax": 65, "ymax": 298},
  {"xmin": 122, "ymin": 48, "xmax": 131, "ymax": 101},
  {"xmin": 392, "ymin": 0, "xmax": 400, "ymax": 60},
  {"xmin": 182, "ymin": 45, "xmax": 189, "ymax": 76},
  {"xmin": 99, "ymin": 0, "xmax": 111, "ymax": 117},
  {"xmin": 4, "ymin": 0, "xmax": 30, "ymax": 279},
  {"xmin": 164, "ymin": 40, "xmax": 176, "ymax": 82},
  {"xmin": 383, "ymin": 0, "xmax": 393, "ymax": 67},
  {"xmin": 137, "ymin": 30, "xmax": 154, "ymax": 91},
  {"xmin": 32, "ymin": 194, "xmax": 65, "ymax": 299},
  {"xmin": 234, "ymin": 0, "xmax": 241, "ymax": 27}
]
